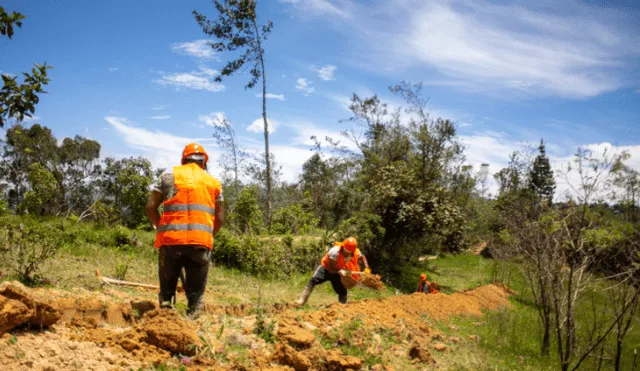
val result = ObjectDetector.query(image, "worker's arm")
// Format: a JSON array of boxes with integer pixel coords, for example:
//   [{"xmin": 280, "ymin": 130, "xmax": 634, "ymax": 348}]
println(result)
[
  {"xmin": 214, "ymin": 198, "xmax": 224, "ymax": 236},
  {"xmin": 146, "ymin": 190, "xmax": 164, "ymax": 230},
  {"xmin": 359, "ymin": 254, "xmax": 370, "ymax": 272}
]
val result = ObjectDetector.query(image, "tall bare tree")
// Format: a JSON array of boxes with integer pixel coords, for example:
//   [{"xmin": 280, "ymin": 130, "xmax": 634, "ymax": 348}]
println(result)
[{"xmin": 193, "ymin": 0, "xmax": 274, "ymax": 225}]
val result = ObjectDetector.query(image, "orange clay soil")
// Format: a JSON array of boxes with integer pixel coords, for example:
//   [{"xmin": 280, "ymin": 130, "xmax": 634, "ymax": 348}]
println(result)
[{"xmin": 0, "ymin": 281, "xmax": 512, "ymax": 370}]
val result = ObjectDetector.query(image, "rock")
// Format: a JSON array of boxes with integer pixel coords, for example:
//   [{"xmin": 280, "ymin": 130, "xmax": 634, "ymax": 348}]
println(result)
[
  {"xmin": 277, "ymin": 322, "xmax": 316, "ymax": 349},
  {"xmin": 272, "ymin": 342, "xmax": 312, "ymax": 371},
  {"xmin": 0, "ymin": 295, "xmax": 33, "ymax": 334},
  {"xmin": 448, "ymin": 336, "xmax": 462, "ymax": 344},
  {"xmin": 433, "ymin": 343, "xmax": 447, "ymax": 352},
  {"xmin": 430, "ymin": 332, "xmax": 444, "ymax": 341},
  {"xmin": 325, "ymin": 350, "xmax": 363, "ymax": 370},
  {"xmin": 468, "ymin": 335, "xmax": 479, "ymax": 342},
  {"xmin": 408, "ymin": 343, "xmax": 434, "ymax": 363},
  {"xmin": 0, "ymin": 281, "xmax": 61, "ymax": 328}
]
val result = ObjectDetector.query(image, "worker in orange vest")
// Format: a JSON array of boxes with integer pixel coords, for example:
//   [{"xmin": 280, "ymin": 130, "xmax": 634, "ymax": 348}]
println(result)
[
  {"xmin": 417, "ymin": 273, "xmax": 438, "ymax": 294},
  {"xmin": 146, "ymin": 143, "xmax": 224, "ymax": 315},
  {"xmin": 295, "ymin": 237, "xmax": 371, "ymax": 306}
]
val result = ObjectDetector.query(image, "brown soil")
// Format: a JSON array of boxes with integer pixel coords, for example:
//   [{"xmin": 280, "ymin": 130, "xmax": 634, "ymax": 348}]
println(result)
[
  {"xmin": 359, "ymin": 274, "xmax": 386, "ymax": 290},
  {"xmin": 0, "ymin": 281, "xmax": 512, "ymax": 370}
]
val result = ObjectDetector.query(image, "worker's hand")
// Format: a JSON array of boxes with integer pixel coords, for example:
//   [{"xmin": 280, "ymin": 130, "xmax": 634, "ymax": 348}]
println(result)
[
  {"xmin": 364, "ymin": 267, "xmax": 371, "ymax": 274},
  {"xmin": 339, "ymin": 269, "xmax": 351, "ymax": 277}
]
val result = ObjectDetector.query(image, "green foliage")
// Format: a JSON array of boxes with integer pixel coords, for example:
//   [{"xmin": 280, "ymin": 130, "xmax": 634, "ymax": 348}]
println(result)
[
  {"xmin": 528, "ymin": 140, "xmax": 555, "ymax": 203},
  {"xmin": 0, "ymin": 222, "xmax": 61, "ymax": 284},
  {"xmin": 234, "ymin": 185, "xmax": 263, "ymax": 233},
  {"xmin": 211, "ymin": 229, "xmax": 324, "ymax": 277},
  {"xmin": 271, "ymin": 204, "xmax": 318, "ymax": 234},
  {"xmin": 99, "ymin": 157, "xmax": 154, "ymax": 228},
  {"xmin": 19, "ymin": 162, "xmax": 58, "ymax": 215},
  {"xmin": 0, "ymin": 6, "xmax": 26, "ymax": 39},
  {"xmin": 0, "ymin": 63, "xmax": 51, "ymax": 128}
]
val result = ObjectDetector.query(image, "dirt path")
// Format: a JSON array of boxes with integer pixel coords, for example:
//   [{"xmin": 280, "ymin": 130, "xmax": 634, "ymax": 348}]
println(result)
[{"xmin": 0, "ymin": 281, "xmax": 512, "ymax": 370}]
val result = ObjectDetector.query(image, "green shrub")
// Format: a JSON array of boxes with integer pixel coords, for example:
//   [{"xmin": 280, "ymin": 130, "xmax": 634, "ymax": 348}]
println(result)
[
  {"xmin": 211, "ymin": 230, "xmax": 325, "ymax": 278},
  {"xmin": 0, "ymin": 222, "xmax": 62, "ymax": 285},
  {"xmin": 271, "ymin": 204, "xmax": 319, "ymax": 235}
]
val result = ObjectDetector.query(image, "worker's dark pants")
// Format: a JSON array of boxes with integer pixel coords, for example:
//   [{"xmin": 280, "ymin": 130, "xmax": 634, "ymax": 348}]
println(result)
[
  {"xmin": 158, "ymin": 245, "xmax": 210, "ymax": 313},
  {"xmin": 307, "ymin": 265, "xmax": 347, "ymax": 303}
]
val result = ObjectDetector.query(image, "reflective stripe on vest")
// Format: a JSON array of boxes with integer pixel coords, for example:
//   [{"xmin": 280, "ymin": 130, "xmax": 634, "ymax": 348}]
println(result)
[
  {"xmin": 163, "ymin": 204, "xmax": 216, "ymax": 215},
  {"xmin": 157, "ymin": 223, "xmax": 213, "ymax": 233}
]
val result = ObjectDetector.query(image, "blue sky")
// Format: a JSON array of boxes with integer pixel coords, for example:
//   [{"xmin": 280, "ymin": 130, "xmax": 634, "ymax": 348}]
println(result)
[{"xmin": 2, "ymin": 0, "xmax": 639, "ymax": 197}]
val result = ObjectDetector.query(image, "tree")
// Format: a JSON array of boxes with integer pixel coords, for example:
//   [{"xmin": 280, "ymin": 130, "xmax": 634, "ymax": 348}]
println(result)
[
  {"xmin": 211, "ymin": 116, "xmax": 248, "ymax": 228},
  {"xmin": 99, "ymin": 157, "xmax": 154, "ymax": 228},
  {"xmin": 529, "ymin": 139, "xmax": 556, "ymax": 204},
  {"xmin": 0, "ymin": 6, "xmax": 51, "ymax": 128},
  {"xmin": 194, "ymin": 0, "xmax": 275, "ymax": 225}
]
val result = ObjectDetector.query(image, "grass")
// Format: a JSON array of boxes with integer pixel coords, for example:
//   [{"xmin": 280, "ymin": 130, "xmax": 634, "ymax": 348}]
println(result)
[{"xmin": 1, "ymin": 216, "xmax": 638, "ymax": 370}]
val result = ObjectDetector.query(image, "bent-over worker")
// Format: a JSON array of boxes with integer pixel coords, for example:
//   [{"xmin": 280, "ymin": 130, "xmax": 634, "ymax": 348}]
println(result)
[
  {"xmin": 295, "ymin": 237, "xmax": 370, "ymax": 306},
  {"xmin": 417, "ymin": 273, "xmax": 438, "ymax": 294},
  {"xmin": 146, "ymin": 143, "xmax": 224, "ymax": 315}
]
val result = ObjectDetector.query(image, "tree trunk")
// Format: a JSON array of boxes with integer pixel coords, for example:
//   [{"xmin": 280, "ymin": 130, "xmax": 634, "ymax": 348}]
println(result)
[
  {"xmin": 615, "ymin": 340, "xmax": 622, "ymax": 371},
  {"xmin": 253, "ymin": 19, "xmax": 272, "ymax": 228},
  {"xmin": 542, "ymin": 316, "xmax": 550, "ymax": 356}
]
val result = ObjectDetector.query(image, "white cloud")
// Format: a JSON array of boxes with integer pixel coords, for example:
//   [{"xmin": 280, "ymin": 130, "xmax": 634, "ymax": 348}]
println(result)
[
  {"xmin": 288, "ymin": 120, "xmax": 360, "ymax": 152},
  {"xmin": 151, "ymin": 115, "xmax": 171, "ymax": 120},
  {"xmin": 255, "ymin": 93, "xmax": 286, "ymax": 101},
  {"xmin": 298, "ymin": 0, "xmax": 640, "ymax": 98},
  {"xmin": 172, "ymin": 40, "xmax": 217, "ymax": 59},
  {"xmin": 248, "ymin": 117, "xmax": 278, "ymax": 134},
  {"xmin": 279, "ymin": 0, "xmax": 352, "ymax": 19},
  {"xmin": 22, "ymin": 115, "xmax": 42, "ymax": 123},
  {"xmin": 310, "ymin": 64, "xmax": 337, "ymax": 81},
  {"xmin": 105, "ymin": 116, "xmax": 219, "ymax": 171},
  {"xmin": 152, "ymin": 105, "xmax": 169, "ymax": 111},
  {"xmin": 154, "ymin": 66, "xmax": 225, "ymax": 92},
  {"xmin": 199, "ymin": 112, "xmax": 227, "ymax": 127},
  {"xmin": 108, "ymin": 67, "xmax": 119, "ymax": 72},
  {"xmin": 295, "ymin": 78, "xmax": 314, "ymax": 96}
]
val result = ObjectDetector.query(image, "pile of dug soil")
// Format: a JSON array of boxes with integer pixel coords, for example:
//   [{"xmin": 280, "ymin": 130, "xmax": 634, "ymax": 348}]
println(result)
[
  {"xmin": 297, "ymin": 284, "xmax": 511, "ymax": 336},
  {"xmin": 0, "ymin": 281, "xmax": 62, "ymax": 334},
  {"xmin": 0, "ymin": 327, "xmax": 143, "ymax": 371}
]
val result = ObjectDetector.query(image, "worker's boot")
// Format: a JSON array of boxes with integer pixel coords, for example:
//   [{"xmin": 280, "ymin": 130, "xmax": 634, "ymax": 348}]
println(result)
[
  {"xmin": 338, "ymin": 294, "xmax": 347, "ymax": 304},
  {"xmin": 295, "ymin": 283, "xmax": 314, "ymax": 306}
]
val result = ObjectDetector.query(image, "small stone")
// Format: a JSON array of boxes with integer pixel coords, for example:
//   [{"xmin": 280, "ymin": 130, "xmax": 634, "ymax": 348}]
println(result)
[
  {"xmin": 433, "ymin": 343, "xmax": 447, "ymax": 352},
  {"xmin": 449, "ymin": 336, "xmax": 462, "ymax": 344},
  {"xmin": 469, "ymin": 335, "xmax": 479, "ymax": 341}
]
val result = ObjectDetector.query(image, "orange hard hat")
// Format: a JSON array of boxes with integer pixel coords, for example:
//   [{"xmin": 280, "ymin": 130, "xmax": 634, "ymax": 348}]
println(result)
[
  {"xmin": 420, "ymin": 273, "xmax": 427, "ymax": 281},
  {"xmin": 182, "ymin": 143, "xmax": 209, "ymax": 164},
  {"xmin": 342, "ymin": 237, "xmax": 357, "ymax": 253}
]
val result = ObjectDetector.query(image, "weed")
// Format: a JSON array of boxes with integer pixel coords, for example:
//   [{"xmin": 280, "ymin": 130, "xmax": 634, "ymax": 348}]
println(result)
[{"xmin": 8, "ymin": 334, "xmax": 17, "ymax": 345}]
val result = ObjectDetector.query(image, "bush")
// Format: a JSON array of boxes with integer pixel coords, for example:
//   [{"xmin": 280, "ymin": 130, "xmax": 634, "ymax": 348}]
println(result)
[
  {"xmin": 211, "ymin": 230, "xmax": 325, "ymax": 278},
  {"xmin": 0, "ymin": 223, "xmax": 62, "ymax": 284},
  {"xmin": 271, "ymin": 204, "xmax": 319, "ymax": 235}
]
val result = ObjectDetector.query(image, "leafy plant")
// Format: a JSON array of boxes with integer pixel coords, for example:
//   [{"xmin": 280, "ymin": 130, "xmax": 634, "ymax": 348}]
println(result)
[{"xmin": 0, "ymin": 223, "xmax": 61, "ymax": 284}]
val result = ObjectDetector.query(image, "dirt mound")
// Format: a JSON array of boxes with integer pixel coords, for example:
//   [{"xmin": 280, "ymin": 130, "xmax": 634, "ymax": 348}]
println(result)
[
  {"xmin": 296, "ymin": 284, "xmax": 511, "ymax": 339},
  {"xmin": 0, "ymin": 327, "xmax": 143, "ymax": 371},
  {"xmin": 360, "ymin": 274, "xmax": 385, "ymax": 290},
  {"xmin": 409, "ymin": 342, "xmax": 434, "ymax": 363},
  {"xmin": 277, "ymin": 320, "xmax": 316, "ymax": 349},
  {"xmin": 0, "ymin": 281, "xmax": 62, "ymax": 334},
  {"xmin": 140, "ymin": 309, "xmax": 202, "ymax": 355},
  {"xmin": 273, "ymin": 342, "xmax": 312, "ymax": 371},
  {"xmin": 72, "ymin": 308, "xmax": 202, "ymax": 360},
  {"xmin": 55, "ymin": 295, "xmax": 134, "ymax": 328}
]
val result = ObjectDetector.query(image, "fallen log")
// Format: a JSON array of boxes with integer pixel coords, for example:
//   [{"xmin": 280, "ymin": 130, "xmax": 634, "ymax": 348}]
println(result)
[{"xmin": 95, "ymin": 269, "xmax": 185, "ymax": 292}]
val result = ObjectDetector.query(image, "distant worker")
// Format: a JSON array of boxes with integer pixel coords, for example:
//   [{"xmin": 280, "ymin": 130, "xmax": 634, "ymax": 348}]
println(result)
[
  {"xmin": 417, "ymin": 273, "xmax": 438, "ymax": 294},
  {"xmin": 146, "ymin": 143, "xmax": 224, "ymax": 316},
  {"xmin": 295, "ymin": 237, "xmax": 371, "ymax": 306}
]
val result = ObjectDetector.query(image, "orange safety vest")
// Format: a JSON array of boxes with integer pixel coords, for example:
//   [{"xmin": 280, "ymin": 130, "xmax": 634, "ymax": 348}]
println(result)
[
  {"xmin": 321, "ymin": 244, "xmax": 361, "ymax": 280},
  {"xmin": 418, "ymin": 281, "xmax": 438, "ymax": 294},
  {"xmin": 154, "ymin": 163, "xmax": 221, "ymax": 249}
]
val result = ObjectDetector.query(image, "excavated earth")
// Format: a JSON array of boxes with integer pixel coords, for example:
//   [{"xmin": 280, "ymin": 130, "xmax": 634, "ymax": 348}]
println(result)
[{"xmin": 0, "ymin": 280, "xmax": 512, "ymax": 370}]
